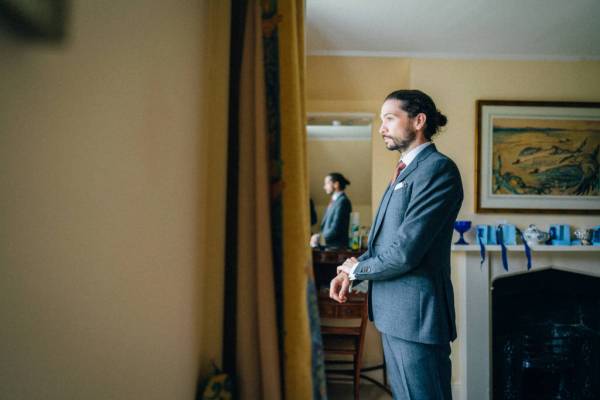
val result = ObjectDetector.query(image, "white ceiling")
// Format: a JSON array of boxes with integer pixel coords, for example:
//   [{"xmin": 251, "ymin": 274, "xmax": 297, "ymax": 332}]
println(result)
[{"xmin": 306, "ymin": 0, "xmax": 600, "ymax": 60}]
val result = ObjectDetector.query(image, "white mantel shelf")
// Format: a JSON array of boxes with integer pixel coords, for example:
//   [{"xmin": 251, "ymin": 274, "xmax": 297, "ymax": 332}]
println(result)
[{"xmin": 452, "ymin": 244, "xmax": 600, "ymax": 252}]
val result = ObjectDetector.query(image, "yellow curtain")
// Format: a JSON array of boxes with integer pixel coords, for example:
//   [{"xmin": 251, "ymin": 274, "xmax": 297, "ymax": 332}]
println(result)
[
  {"xmin": 221, "ymin": 1, "xmax": 314, "ymax": 398},
  {"xmin": 277, "ymin": 1, "xmax": 314, "ymax": 398},
  {"xmin": 236, "ymin": 2, "xmax": 282, "ymax": 399}
]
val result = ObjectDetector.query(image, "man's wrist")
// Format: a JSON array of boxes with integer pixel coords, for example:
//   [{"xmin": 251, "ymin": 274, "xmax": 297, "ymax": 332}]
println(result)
[{"xmin": 348, "ymin": 262, "xmax": 359, "ymax": 281}]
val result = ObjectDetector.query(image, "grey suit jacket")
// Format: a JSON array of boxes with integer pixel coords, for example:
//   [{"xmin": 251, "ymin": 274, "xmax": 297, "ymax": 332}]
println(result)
[
  {"xmin": 320, "ymin": 192, "xmax": 352, "ymax": 248},
  {"xmin": 354, "ymin": 144, "xmax": 463, "ymax": 345}
]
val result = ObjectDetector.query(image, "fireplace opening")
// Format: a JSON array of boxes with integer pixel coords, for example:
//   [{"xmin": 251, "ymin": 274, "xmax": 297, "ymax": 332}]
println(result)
[{"xmin": 492, "ymin": 269, "xmax": 600, "ymax": 399}]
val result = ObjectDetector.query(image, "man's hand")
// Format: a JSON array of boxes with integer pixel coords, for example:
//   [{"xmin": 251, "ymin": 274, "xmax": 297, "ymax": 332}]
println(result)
[
  {"xmin": 336, "ymin": 257, "xmax": 358, "ymax": 275},
  {"xmin": 310, "ymin": 233, "xmax": 320, "ymax": 248},
  {"xmin": 329, "ymin": 272, "xmax": 350, "ymax": 303}
]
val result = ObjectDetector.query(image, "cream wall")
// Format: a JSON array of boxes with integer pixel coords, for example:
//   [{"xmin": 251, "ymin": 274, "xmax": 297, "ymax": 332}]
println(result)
[
  {"xmin": 0, "ymin": 2, "xmax": 228, "ymax": 399},
  {"xmin": 308, "ymin": 138, "xmax": 372, "ymax": 230},
  {"xmin": 307, "ymin": 55, "xmax": 600, "ymax": 386},
  {"xmin": 309, "ymin": 56, "xmax": 600, "ymax": 229},
  {"xmin": 308, "ymin": 140, "xmax": 371, "ymax": 208},
  {"xmin": 410, "ymin": 58, "xmax": 600, "ymax": 229},
  {"xmin": 307, "ymin": 56, "xmax": 412, "ymax": 221}
]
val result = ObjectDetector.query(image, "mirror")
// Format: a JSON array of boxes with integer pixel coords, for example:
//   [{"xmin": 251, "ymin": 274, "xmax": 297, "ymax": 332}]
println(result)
[{"xmin": 307, "ymin": 112, "xmax": 373, "ymax": 249}]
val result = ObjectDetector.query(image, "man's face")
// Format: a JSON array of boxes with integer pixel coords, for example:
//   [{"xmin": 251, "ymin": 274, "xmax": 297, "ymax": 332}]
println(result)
[
  {"xmin": 323, "ymin": 176, "xmax": 335, "ymax": 195},
  {"xmin": 379, "ymin": 99, "xmax": 417, "ymax": 152}
]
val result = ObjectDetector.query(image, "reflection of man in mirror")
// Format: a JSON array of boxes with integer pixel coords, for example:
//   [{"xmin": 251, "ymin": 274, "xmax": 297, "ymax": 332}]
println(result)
[
  {"xmin": 331, "ymin": 90, "xmax": 463, "ymax": 399},
  {"xmin": 310, "ymin": 172, "xmax": 352, "ymax": 249}
]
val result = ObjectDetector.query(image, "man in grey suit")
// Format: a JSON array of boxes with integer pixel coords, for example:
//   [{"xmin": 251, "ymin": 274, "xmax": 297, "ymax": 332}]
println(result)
[
  {"xmin": 310, "ymin": 172, "xmax": 353, "ymax": 249},
  {"xmin": 330, "ymin": 90, "xmax": 463, "ymax": 399}
]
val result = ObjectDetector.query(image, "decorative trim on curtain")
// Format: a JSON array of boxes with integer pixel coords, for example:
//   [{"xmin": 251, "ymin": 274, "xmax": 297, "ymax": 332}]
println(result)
[
  {"xmin": 223, "ymin": 0, "xmax": 325, "ymax": 398},
  {"xmin": 261, "ymin": 2, "xmax": 285, "ymax": 396}
]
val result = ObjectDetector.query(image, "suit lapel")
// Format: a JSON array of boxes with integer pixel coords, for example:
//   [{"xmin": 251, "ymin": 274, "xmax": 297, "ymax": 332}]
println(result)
[
  {"xmin": 368, "ymin": 185, "xmax": 392, "ymax": 248},
  {"xmin": 369, "ymin": 144, "xmax": 438, "ymax": 246},
  {"xmin": 395, "ymin": 143, "xmax": 436, "ymax": 183}
]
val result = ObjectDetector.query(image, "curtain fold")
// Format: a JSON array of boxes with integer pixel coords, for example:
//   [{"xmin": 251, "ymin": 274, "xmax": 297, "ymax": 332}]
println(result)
[
  {"xmin": 235, "ymin": 1, "xmax": 283, "ymax": 399},
  {"xmin": 222, "ymin": 1, "xmax": 325, "ymax": 398}
]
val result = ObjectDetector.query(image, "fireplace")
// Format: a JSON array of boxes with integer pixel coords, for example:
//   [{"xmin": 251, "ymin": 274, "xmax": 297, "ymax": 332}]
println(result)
[
  {"xmin": 492, "ymin": 269, "xmax": 600, "ymax": 399},
  {"xmin": 452, "ymin": 245, "xmax": 600, "ymax": 400}
]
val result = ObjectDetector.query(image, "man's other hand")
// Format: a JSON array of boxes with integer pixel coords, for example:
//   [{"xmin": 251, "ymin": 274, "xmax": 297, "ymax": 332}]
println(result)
[{"xmin": 329, "ymin": 272, "xmax": 350, "ymax": 303}]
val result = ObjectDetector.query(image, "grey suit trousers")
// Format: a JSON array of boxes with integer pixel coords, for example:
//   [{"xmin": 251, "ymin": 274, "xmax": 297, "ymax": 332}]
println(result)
[{"xmin": 382, "ymin": 333, "xmax": 452, "ymax": 399}]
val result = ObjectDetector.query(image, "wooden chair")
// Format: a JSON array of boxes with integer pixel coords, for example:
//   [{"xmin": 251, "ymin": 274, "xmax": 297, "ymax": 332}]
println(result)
[{"xmin": 318, "ymin": 290, "xmax": 368, "ymax": 400}]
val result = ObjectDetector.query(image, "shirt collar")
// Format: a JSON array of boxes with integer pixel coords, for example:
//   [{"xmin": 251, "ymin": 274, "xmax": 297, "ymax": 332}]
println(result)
[
  {"xmin": 400, "ymin": 141, "xmax": 432, "ymax": 167},
  {"xmin": 331, "ymin": 191, "xmax": 343, "ymax": 201}
]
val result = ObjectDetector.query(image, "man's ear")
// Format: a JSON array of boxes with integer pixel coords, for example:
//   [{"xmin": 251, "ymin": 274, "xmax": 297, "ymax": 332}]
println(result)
[{"xmin": 413, "ymin": 112, "xmax": 427, "ymax": 131}]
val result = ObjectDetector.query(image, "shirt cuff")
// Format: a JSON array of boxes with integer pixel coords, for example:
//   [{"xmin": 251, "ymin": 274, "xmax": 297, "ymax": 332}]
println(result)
[{"xmin": 348, "ymin": 262, "xmax": 359, "ymax": 281}]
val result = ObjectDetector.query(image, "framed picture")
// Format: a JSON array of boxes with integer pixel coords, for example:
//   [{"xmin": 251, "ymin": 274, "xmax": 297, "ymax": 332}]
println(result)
[{"xmin": 476, "ymin": 100, "xmax": 600, "ymax": 214}]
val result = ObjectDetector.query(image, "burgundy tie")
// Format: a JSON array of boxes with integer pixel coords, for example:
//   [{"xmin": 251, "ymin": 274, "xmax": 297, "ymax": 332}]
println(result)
[{"xmin": 390, "ymin": 161, "xmax": 406, "ymax": 186}]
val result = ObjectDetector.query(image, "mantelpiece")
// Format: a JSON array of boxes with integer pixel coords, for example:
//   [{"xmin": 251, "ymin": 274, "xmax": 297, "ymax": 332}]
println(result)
[
  {"xmin": 452, "ymin": 244, "xmax": 600, "ymax": 253},
  {"xmin": 451, "ymin": 245, "xmax": 600, "ymax": 400}
]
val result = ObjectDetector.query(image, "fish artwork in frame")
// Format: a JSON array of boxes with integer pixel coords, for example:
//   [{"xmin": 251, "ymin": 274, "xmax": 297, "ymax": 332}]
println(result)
[{"xmin": 476, "ymin": 100, "xmax": 600, "ymax": 214}]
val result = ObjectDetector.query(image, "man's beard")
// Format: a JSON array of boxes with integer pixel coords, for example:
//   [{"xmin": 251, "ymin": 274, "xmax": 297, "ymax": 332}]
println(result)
[{"xmin": 386, "ymin": 128, "xmax": 417, "ymax": 152}]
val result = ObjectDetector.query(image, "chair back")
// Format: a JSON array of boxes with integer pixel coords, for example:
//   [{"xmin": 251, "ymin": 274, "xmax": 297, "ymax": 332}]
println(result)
[{"xmin": 318, "ymin": 292, "xmax": 367, "ymax": 321}]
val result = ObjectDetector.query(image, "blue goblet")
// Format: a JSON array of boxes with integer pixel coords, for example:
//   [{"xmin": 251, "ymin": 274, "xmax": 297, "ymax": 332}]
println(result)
[{"xmin": 454, "ymin": 220, "xmax": 472, "ymax": 245}]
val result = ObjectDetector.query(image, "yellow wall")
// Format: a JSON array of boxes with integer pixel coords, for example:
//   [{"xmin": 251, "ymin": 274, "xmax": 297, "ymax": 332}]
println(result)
[
  {"xmin": 307, "ymin": 55, "xmax": 600, "ymax": 384},
  {"xmin": 410, "ymin": 58, "xmax": 600, "ymax": 228},
  {"xmin": 309, "ymin": 56, "xmax": 600, "ymax": 228},
  {"xmin": 0, "ymin": 1, "xmax": 229, "ymax": 399},
  {"xmin": 307, "ymin": 56, "xmax": 412, "ymax": 211},
  {"xmin": 308, "ymin": 138, "xmax": 372, "ymax": 229},
  {"xmin": 308, "ymin": 140, "xmax": 371, "ymax": 208}
]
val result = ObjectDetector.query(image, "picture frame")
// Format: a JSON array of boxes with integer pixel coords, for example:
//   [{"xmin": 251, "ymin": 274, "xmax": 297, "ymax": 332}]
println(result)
[{"xmin": 476, "ymin": 100, "xmax": 600, "ymax": 214}]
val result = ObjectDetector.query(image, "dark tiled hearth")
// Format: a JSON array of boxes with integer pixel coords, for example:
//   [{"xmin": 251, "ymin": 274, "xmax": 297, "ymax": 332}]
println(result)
[{"xmin": 492, "ymin": 269, "xmax": 600, "ymax": 399}]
